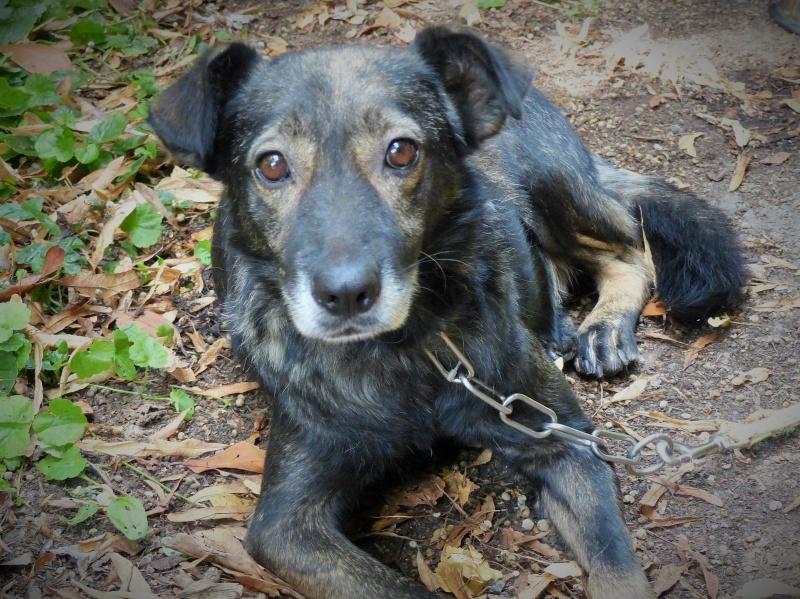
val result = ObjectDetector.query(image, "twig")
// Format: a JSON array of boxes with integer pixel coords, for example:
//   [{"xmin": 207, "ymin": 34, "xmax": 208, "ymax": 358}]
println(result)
[{"xmin": 121, "ymin": 461, "xmax": 199, "ymax": 505}]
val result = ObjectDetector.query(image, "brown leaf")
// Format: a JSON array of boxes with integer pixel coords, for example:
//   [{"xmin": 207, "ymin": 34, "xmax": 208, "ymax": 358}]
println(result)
[
  {"xmin": 731, "ymin": 367, "xmax": 771, "ymax": 386},
  {"xmin": 783, "ymin": 495, "xmax": 800, "ymax": 514},
  {"xmin": 752, "ymin": 296, "xmax": 800, "ymax": 312},
  {"xmin": 389, "ymin": 474, "xmax": 445, "ymax": 507},
  {"xmin": 0, "ymin": 44, "xmax": 72, "ymax": 75},
  {"xmin": 194, "ymin": 337, "xmax": 230, "ymax": 375},
  {"xmin": 728, "ymin": 153, "xmax": 751, "ymax": 191},
  {"xmin": 89, "ymin": 199, "xmax": 137, "ymax": 269},
  {"xmin": 0, "ymin": 245, "xmax": 64, "ymax": 300},
  {"xmin": 185, "ymin": 441, "xmax": 266, "ymax": 474},
  {"xmin": 53, "ymin": 271, "xmax": 140, "ymax": 296},
  {"xmin": 683, "ymin": 331, "xmax": 717, "ymax": 369},
  {"xmin": 443, "ymin": 471, "xmax": 479, "ymax": 506},
  {"xmin": 645, "ymin": 514, "xmax": 702, "ymax": 528},
  {"xmin": 468, "ymin": 448, "xmax": 492, "ymax": 467},
  {"xmin": 417, "ymin": 549, "xmax": 441, "ymax": 592},
  {"xmin": 641, "ymin": 299, "xmax": 667, "ymax": 317},
  {"xmin": 783, "ymin": 98, "xmax": 800, "ymax": 113},
  {"xmin": 759, "ymin": 151, "xmax": 791, "ymax": 165},
  {"xmin": 166, "ymin": 505, "xmax": 253, "ymax": 522},
  {"xmin": 678, "ymin": 132, "xmax": 703, "ymax": 157},
  {"xmin": 674, "ymin": 485, "xmax": 724, "ymax": 507},
  {"xmin": 705, "ymin": 169, "xmax": 726, "ymax": 181},
  {"xmin": 185, "ymin": 381, "xmax": 260, "ymax": 398},
  {"xmin": 652, "ymin": 563, "xmax": 688, "ymax": 596}
]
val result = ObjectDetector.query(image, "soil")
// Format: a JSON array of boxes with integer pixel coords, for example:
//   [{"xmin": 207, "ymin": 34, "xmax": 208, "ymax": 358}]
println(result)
[{"xmin": 2, "ymin": 1, "xmax": 799, "ymax": 599}]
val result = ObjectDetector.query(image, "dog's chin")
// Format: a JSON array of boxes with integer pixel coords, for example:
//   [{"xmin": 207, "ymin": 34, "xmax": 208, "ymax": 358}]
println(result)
[{"xmin": 290, "ymin": 312, "xmax": 408, "ymax": 343}]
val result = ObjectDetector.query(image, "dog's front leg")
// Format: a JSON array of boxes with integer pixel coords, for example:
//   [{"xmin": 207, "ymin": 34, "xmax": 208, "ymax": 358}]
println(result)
[
  {"xmin": 245, "ymin": 406, "xmax": 438, "ymax": 599},
  {"xmin": 507, "ymin": 441, "xmax": 656, "ymax": 599}
]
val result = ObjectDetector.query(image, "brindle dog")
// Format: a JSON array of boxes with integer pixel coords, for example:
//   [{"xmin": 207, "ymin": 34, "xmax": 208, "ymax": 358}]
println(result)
[{"xmin": 149, "ymin": 27, "xmax": 745, "ymax": 599}]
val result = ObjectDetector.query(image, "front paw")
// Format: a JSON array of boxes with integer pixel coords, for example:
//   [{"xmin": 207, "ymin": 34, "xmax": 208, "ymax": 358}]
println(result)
[{"xmin": 574, "ymin": 320, "xmax": 639, "ymax": 378}]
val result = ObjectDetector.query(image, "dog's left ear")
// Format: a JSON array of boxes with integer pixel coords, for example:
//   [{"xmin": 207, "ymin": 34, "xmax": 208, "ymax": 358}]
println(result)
[{"xmin": 412, "ymin": 26, "xmax": 533, "ymax": 148}]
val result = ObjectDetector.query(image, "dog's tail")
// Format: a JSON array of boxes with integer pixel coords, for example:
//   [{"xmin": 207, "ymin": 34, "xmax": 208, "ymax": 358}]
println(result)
[{"xmin": 594, "ymin": 158, "xmax": 748, "ymax": 321}]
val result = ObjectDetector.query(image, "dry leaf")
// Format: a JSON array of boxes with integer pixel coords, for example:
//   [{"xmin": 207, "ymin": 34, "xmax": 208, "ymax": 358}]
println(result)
[
  {"xmin": 194, "ymin": 337, "xmax": 230, "ymax": 375},
  {"xmin": 459, "ymin": 1, "xmax": 481, "ymax": 26},
  {"xmin": 641, "ymin": 299, "xmax": 667, "ymax": 317},
  {"xmin": 653, "ymin": 563, "xmax": 688, "ymax": 595},
  {"xmin": 0, "ymin": 43, "xmax": 72, "ymax": 75},
  {"xmin": 674, "ymin": 485, "xmax": 724, "ymax": 507},
  {"xmin": 752, "ymin": 296, "xmax": 800, "ymax": 312},
  {"xmin": 186, "ymin": 381, "xmax": 260, "ymax": 398},
  {"xmin": 731, "ymin": 367, "xmax": 771, "ymax": 386},
  {"xmin": 436, "ymin": 546, "xmax": 501, "ymax": 597},
  {"xmin": 417, "ymin": 549, "xmax": 440, "ymax": 592},
  {"xmin": 54, "ymin": 270, "xmax": 140, "ymax": 296},
  {"xmin": 678, "ymin": 132, "xmax": 703, "ymax": 157},
  {"xmin": 733, "ymin": 578, "xmax": 800, "ymax": 599},
  {"xmin": 783, "ymin": 98, "xmax": 800, "ymax": 113},
  {"xmin": 608, "ymin": 378, "xmax": 648, "ymax": 403},
  {"xmin": 167, "ymin": 505, "xmax": 253, "ymax": 522},
  {"xmin": 184, "ymin": 441, "xmax": 266, "ymax": 474},
  {"xmin": 729, "ymin": 153, "xmax": 751, "ymax": 191},
  {"xmin": 759, "ymin": 151, "xmax": 791, "ymax": 165},
  {"xmin": 443, "ymin": 471, "xmax": 479, "ymax": 506},
  {"xmin": 468, "ymin": 448, "xmax": 492, "ymax": 467},
  {"xmin": 0, "ymin": 245, "xmax": 64, "ymax": 300},
  {"xmin": 90, "ymin": 199, "xmax": 138, "ymax": 269}
]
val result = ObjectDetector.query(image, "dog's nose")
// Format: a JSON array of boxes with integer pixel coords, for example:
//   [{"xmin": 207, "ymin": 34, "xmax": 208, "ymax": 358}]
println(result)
[{"xmin": 312, "ymin": 263, "xmax": 381, "ymax": 318}]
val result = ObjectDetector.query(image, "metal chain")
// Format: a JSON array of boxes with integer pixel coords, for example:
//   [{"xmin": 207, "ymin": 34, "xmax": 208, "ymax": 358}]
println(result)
[{"xmin": 425, "ymin": 332, "xmax": 738, "ymax": 476}]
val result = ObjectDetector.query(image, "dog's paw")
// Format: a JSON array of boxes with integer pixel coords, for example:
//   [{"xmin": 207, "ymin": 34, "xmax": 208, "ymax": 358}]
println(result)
[{"xmin": 574, "ymin": 321, "xmax": 639, "ymax": 378}]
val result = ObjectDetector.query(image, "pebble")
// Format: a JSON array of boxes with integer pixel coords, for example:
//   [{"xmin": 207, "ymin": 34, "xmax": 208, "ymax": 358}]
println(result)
[
  {"xmin": 235, "ymin": 396, "xmax": 245, "ymax": 408},
  {"xmin": 681, "ymin": 413, "xmax": 691, "ymax": 419},
  {"xmin": 634, "ymin": 528, "xmax": 647, "ymax": 540},
  {"xmin": 520, "ymin": 506, "xmax": 531, "ymax": 518},
  {"xmin": 521, "ymin": 518, "xmax": 535, "ymax": 531},
  {"xmin": 537, "ymin": 519, "xmax": 550, "ymax": 532},
  {"xmin": 768, "ymin": 500, "xmax": 783, "ymax": 511},
  {"xmin": 517, "ymin": 494, "xmax": 527, "ymax": 505},
  {"xmin": 659, "ymin": 400, "xmax": 668, "ymax": 409},
  {"xmin": 501, "ymin": 491, "xmax": 511, "ymax": 501},
  {"xmin": 623, "ymin": 494, "xmax": 635, "ymax": 504},
  {"xmin": 409, "ymin": 540, "xmax": 418, "ymax": 548}
]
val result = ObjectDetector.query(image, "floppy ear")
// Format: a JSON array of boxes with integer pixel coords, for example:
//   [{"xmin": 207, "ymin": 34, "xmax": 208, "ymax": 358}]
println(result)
[
  {"xmin": 412, "ymin": 26, "xmax": 533, "ymax": 148},
  {"xmin": 147, "ymin": 43, "xmax": 262, "ymax": 178}
]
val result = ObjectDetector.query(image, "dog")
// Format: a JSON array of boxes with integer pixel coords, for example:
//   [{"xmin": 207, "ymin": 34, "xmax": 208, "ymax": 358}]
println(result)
[{"xmin": 149, "ymin": 26, "xmax": 746, "ymax": 599}]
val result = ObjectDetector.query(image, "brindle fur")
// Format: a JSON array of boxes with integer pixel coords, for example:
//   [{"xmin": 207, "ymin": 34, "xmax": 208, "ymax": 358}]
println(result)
[{"xmin": 149, "ymin": 27, "xmax": 745, "ymax": 599}]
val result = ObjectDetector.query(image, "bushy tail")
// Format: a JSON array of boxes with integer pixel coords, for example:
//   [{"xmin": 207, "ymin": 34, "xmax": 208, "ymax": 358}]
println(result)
[{"xmin": 594, "ymin": 159, "xmax": 748, "ymax": 321}]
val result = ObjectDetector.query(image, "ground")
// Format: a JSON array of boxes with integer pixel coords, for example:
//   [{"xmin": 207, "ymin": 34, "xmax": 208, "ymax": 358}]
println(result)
[{"xmin": 1, "ymin": 1, "xmax": 799, "ymax": 599}]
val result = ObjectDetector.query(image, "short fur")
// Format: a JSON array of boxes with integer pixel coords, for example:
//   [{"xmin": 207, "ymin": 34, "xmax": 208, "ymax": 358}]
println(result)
[{"xmin": 149, "ymin": 27, "xmax": 745, "ymax": 599}]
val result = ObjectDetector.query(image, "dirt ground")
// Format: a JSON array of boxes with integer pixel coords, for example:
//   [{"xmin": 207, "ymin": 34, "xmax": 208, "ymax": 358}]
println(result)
[{"xmin": 2, "ymin": 1, "xmax": 799, "ymax": 598}]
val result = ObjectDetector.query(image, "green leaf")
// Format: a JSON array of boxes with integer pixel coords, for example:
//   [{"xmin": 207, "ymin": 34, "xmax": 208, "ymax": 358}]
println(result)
[
  {"xmin": 32, "ymin": 398, "xmax": 88, "ymax": 447},
  {"xmin": 123, "ymin": 325, "xmax": 167, "ymax": 369},
  {"xmin": 70, "ymin": 339, "xmax": 115, "ymax": 379},
  {"xmin": 156, "ymin": 324, "xmax": 174, "ymax": 346},
  {"xmin": 15, "ymin": 242, "xmax": 48, "ymax": 273},
  {"xmin": 64, "ymin": 502, "xmax": 99, "ymax": 525},
  {"xmin": 38, "ymin": 445, "xmax": 86, "ymax": 480},
  {"xmin": 0, "ymin": 230, "xmax": 10, "ymax": 246},
  {"xmin": 23, "ymin": 74, "xmax": 61, "ymax": 107},
  {"xmin": 477, "ymin": 0, "xmax": 506, "ymax": 7},
  {"xmin": 107, "ymin": 495, "xmax": 147, "ymax": 540},
  {"xmin": 68, "ymin": 20, "xmax": 107, "ymax": 47},
  {"xmin": 0, "ymin": 395, "xmax": 34, "ymax": 460},
  {"xmin": 0, "ymin": 351, "xmax": 19, "ymax": 394},
  {"xmin": 89, "ymin": 111, "xmax": 127, "ymax": 144},
  {"xmin": 194, "ymin": 239, "xmax": 212, "ymax": 266},
  {"xmin": 35, "ymin": 127, "xmax": 76, "ymax": 163},
  {"xmin": 119, "ymin": 203, "xmax": 162, "ymax": 248},
  {"xmin": 170, "ymin": 388, "xmax": 195, "ymax": 420},
  {"xmin": 75, "ymin": 143, "xmax": 100, "ymax": 164},
  {"xmin": 0, "ymin": 302, "xmax": 31, "ymax": 343},
  {"xmin": 112, "ymin": 328, "xmax": 136, "ymax": 380},
  {"xmin": 0, "ymin": 7, "xmax": 38, "ymax": 44},
  {"xmin": 0, "ymin": 77, "xmax": 29, "ymax": 117}
]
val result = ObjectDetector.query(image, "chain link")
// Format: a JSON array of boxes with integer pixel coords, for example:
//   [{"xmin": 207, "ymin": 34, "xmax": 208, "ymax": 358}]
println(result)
[{"xmin": 426, "ymin": 332, "xmax": 730, "ymax": 476}]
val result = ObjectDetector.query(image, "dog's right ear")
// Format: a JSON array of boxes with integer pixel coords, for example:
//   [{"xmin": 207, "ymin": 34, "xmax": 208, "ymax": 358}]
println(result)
[{"xmin": 147, "ymin": 43, "xmax": 261, "ymax": 178}]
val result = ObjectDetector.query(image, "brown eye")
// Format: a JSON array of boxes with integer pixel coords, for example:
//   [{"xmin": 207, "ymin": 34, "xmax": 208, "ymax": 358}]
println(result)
[
  {"xmin": 385, "ymin": 139, "xmax": 418, "ymax": 169},
  {"xmin": 256, "ymin": 152, "xmax": 289, "ymax": 182}
]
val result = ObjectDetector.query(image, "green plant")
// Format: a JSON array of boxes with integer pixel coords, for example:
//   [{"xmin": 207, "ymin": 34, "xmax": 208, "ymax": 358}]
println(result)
[{"xmin": 0, "ymin": 302, "xmax": 32, "ymax": 394}]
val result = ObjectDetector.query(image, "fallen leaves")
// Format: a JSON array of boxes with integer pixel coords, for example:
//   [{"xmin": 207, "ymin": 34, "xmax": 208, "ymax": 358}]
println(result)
[
  {"xmin": 731, "ymin": 367, "xmax": 771, "ymax": 386},
  {"xmin": 678, "ymin": 132, "xmax": 704, "ymax": 157},
  {"xmin": 184, "ymin": 441, "xmax": 266, "ymax": 474},
  {"xmin": 728, "ymin": 153, "xmax": 751, "ymax": 192}
]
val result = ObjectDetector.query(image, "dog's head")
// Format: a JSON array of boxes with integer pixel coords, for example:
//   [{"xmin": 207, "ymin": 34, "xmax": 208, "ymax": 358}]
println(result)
[{"xmin": 149, "ymin": 27, "xmax": 531, "ymax": 342}]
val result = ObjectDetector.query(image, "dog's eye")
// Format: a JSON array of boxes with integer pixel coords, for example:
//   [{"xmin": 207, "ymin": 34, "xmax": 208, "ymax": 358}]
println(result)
[
  {"xmin": 385, "ymin": 139, "xmax": 418, "ymax": 169},
  {"xmin": 256, "ymin": 152, "xmax": 290, "ymax": 182}
]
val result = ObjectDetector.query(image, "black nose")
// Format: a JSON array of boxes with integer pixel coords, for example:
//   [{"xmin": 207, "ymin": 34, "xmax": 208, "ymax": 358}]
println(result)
[{"xmin": 312, "ymin": 263, "xmax": 381, "ymax": 318}]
